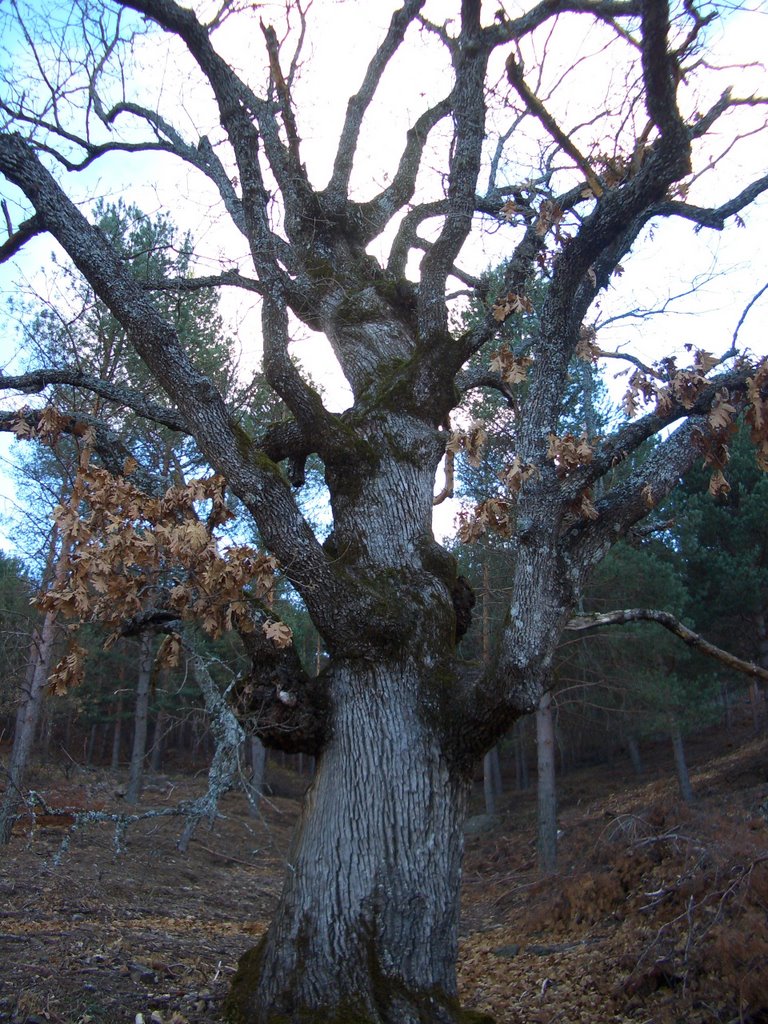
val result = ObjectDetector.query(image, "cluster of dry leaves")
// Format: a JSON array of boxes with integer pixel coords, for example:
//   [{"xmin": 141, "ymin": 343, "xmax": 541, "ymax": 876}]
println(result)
[{"xmin": 11, "ymin": 410, "xmax": 292, "ymax": 694}]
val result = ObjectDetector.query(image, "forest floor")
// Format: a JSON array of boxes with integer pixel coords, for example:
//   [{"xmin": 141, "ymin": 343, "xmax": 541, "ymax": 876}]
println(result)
[{"xmin": 1, "ymin": 716, "xmax": 767, "ymax": 1024}]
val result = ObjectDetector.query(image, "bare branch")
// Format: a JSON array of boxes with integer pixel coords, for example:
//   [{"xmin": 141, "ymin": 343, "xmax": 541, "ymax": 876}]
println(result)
[
  {"xmin": 326, "ymin": 0, "xmax": 427, "ymax": 205},
  {"xmin": 653, "ymin": 173, "xmax": 768, "ymax": 230},
  {"xmin": 505, "ymin": 54, "xmax": 605, "ymax": 197},
  {"xmin": 566, "ymin": 608, "xmax": 768, "ymax": 683},
  {"xmin": 418, "ymin": 3, "xmax": 489, "ymax": 343},
  {"xmin": 0, "ymin": 211, "xmax": 43, "ymax": 262},
  {"xmin": 0, "ymin": 369, "xmax": 187, "ymax": 431},
  {"xmin": 733, "ymin": 281, "xmax": 768, "ymax": 350},
  {"xmin": 484, "ymin": 0, "xmax": 642, "ymax": 47}
]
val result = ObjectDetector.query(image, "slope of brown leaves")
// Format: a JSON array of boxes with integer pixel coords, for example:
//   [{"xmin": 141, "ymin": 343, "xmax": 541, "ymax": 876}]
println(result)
[{"xmin": 1, "ymin": 728, "xmax": 767, "ymax": 1023}]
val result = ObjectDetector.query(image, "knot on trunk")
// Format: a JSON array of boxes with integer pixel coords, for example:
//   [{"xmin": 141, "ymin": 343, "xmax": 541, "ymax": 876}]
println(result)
[{"xmin": 452, "ymin": 575, "xmax": 475, "ymax": 642}]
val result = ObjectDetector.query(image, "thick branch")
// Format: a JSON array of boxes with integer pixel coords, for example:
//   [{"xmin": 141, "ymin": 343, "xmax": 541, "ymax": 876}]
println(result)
[
  {"xmin": 567, "ymin": 608, "xmax": 768, "ymax": 682},
  {"xmin": 652, "ymin": 173, "xmax": 768, "ymax": 229},
  {"xmin": 417, "ymin": 2, "xmax": 488, "ymax": 344},
  {"xmin": 483, "ymin": 0, "xmax": 641, "ymax": 47},
  {"xmin": 0, "ymin": 369, "xmax": 187, "ymax": 432},
  {"xmin": 0, "ymin": 132, "xmax": 340, "ymax": 621},
  {"xmin": 326, "ymin": 0, "xmax": 427, "ymax": 206}
]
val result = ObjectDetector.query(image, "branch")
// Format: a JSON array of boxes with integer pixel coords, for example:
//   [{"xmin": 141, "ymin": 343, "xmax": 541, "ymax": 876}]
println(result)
[
  {"xmin": 326, "ymin": 0, "xmax": 427, "ymax": 204},
  {"xmin": 505, "ymin": 54, "xmax": 605, "ymax": 197},
  {"xmin": 0, "ymin": 369, "xmax": 187, "ymax": 432},
  {"xmin": 433, "ymin": 447, "xmax": 455, "ymax": 506},
  {"xmin": 566, "ymin": 362, "xmax": 757, "ymax": 502},
  {"xmin": 143, "ymin": 270, "xmax": 264, "ymax": 296},
  {"xmin": 355, "ymin": 96, "xmax": 453, "ymax": 245},
  {"xmin": 0, "ymin": 408, "xmax": 171, "ymax": 496},
  {"xmin": 484, "ymin": 0, "xmax": 641, "ymax": 47},
  {"xmin": 652, "ymin": 173, "xmax": 768, "ymax": 230},
  {"xmin": 105, "ymin": 101, "xmax": 248, "ymax": 235},
  {"xmin": 0, "ymin": 131, "xmax": 340, "ymax": 628},
  {"xmin": 566, "ymin": 608, "xmax": 768, "ymax": 683},
  {"xmin": 0, "ymin": 211, "xmax": 43, "ymax": 262},
  {"xmin": 733, "ymin": 281, "xmax": 768, "ymax": 350},
  {"xmin": 417, "ymin": 3, "xmax": 488, "ymax": 344},
  {"xmin": 177, "ymin": 642, "xmax": 245, "ymax": 851}
]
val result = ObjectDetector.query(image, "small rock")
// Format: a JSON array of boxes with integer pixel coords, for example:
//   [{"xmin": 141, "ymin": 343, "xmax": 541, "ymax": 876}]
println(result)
[
  {"xmin": 492, "ymin": 944, "xmax": 521, "ymax": 958},
  {"xmin": 463, "ymin": 814, "xmax": 498, "ymax": 835}
]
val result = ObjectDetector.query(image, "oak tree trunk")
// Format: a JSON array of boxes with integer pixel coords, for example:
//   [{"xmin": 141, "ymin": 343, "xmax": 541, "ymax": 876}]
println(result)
[
  {"xmin": 226, "ymin": 660, "xmax": 489, "ymax": 1024},
  {"xmin": 536, "ymin": 690, "xmax": 558, "ymax": 876}
]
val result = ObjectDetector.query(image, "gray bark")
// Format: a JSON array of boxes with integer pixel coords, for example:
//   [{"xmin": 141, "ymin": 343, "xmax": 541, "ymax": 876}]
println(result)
[
  {"xmin": 627, "ymin": 735, "xmax": 644, "ymax": 776},
  {"xmin": 670, "ymin": 720, "xmax": 693, "ymax": 804},
  {"xmin": 0, "ymin": 611, "xmax": 57, "ymax": 844},
  {"xmin": 125, "ymin": 632, "xmax": 154, "ymax": 805},
  {"xmin": 177, "ymin": 647, "xmax": 245, "ymax": 853},
  {"xmin": 245, "ymin": 736, "xmax": 266, "ymax": 818},
  {"xmin": 227, "ymin": 660, "xmax": 469, "ymax": 1024},
  {"xmin": 536, "ymin": 690, "xmax": 558, "ymax": 876}
]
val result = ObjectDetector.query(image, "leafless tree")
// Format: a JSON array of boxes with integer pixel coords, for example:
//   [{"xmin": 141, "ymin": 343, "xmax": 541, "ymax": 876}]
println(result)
[{"xmin": 1, "ymin": 1, "xmax": 767, "ymax": 1021}]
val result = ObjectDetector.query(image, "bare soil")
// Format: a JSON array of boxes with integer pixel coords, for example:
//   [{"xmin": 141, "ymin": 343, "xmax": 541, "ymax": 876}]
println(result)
[{"xmin": 1, "ymin": 721, "xmax": 767, "ymax": 1024}]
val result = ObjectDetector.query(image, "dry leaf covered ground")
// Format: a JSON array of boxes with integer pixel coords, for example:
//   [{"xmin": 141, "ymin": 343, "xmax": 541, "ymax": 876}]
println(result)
[{"xmin": 1, "ymin": 725, "xmax": 767, "ymax": 1024}]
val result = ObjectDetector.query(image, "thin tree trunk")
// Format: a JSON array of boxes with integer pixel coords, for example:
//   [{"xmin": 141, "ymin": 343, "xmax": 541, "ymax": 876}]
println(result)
[
  {"xmin": 481, "ymin": 558, "xmax": 497, "ymax": 815},
  {"xmin": 670, "ymin": 720, "xmax": 693, "ymax": 804},
  {"xmin": 85, "ymin": 723, "xmax": 97, "ymax": 765},
  {"xmin": 125, "ymin": 633, "xmax": 154, "ymax": 805},
  {"xmin": 748, "ymin": 680, "xmax": 765, "ymax": 734},
  {"xmin": 149, "ymin": 705, "xmax": 167, "ymax": 773},
  {"xmin": 111, "ymin": 693, "xmax": 123, "ymax": 770},
  {"xmin": 627, "ymin": 735, "xmax": 644, "ymax": 775},
  {"xmin": 0, "ymin": 611, "xmax": 57, "ymax": 844},
  {"xmin": 490, "ymin": 745, "xmax": 502, "ymax": 796},
  {"xmin": 177, "ymin": 647, "xmax": 244, "ymax": 853},
  {"xmin": 536, "ymin": 690, "xmax": 558, "ymax": 876},
  {"xmin": 246, "ymin": 736, "xmax": 266, "ymax": 818},
  {"xmin": 225, "ymin": 661, "xmax": 471, "ymax": 1024},
  {"xmin": 514, "ymin": 718, "xmax": 529, "ymax": 791},
  {"xmin": 720, "ymin": 680, "xmax": 733, "ymax": 730}
]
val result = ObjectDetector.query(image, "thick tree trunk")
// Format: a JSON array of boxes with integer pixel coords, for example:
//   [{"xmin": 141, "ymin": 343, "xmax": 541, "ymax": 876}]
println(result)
[
  {"xmin": 226, "ymin": 660, "xmax": 486, "ymax": 1024},
  {"xmin": 125, "ymin": 633, "xmax": 153, "ymax": 805},
  {"xmin": 0, "ymin": 612, "xmax": 57, "ymax": 844},
  {"xmin": 536, "ymin": 690, "xmax": 558, "ymax": 876}
]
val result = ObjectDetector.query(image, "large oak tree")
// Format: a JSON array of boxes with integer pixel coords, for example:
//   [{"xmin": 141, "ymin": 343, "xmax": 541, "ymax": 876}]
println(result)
[{"xmin": 1, "ymin": 2, "xmax": 767, "ymax": 1021}]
